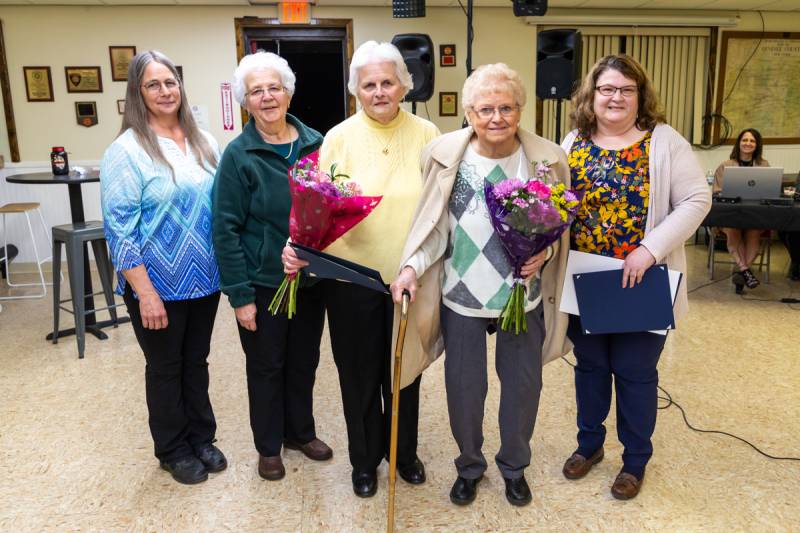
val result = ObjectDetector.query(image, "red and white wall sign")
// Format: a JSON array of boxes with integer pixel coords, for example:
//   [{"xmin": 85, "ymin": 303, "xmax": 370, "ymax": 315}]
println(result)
[{"xmin": 220, "ymin": 82, "xmax": 234, "ymax": 131}]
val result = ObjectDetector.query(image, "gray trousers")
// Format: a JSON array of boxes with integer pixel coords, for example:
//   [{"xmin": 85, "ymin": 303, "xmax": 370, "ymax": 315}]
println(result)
[{"xmin": 440, "ymin": 303, "xmax": 545, "ymax": 480}]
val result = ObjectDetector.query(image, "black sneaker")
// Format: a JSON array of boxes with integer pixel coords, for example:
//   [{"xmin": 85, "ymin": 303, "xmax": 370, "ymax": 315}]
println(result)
[
  {"xmin": 160, "ymin": 455, "xmax": 208, "ymax": 485},
  {"xmin": 741, "ymin": 268, "xmax": 760, "ymax": 289},
  {"xmin": 196, "ymin": 444, "xmax": 227, "ymax": 473}
]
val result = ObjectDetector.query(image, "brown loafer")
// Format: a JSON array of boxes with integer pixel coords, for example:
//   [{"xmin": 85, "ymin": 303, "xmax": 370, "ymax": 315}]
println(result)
[
  {"xmin": 284, "ymin": 438, "xmax": 333, "ymax": 461},
  {"xmin": 258, "ymin": 455, "xmax": 285, "ymax": 481},
  {"xmin": 611, "ymin": 471, "xmax": 642, "ymax": 500},
  {"xmin": 562, "ymin": 448, "xmax": 604, "ymax": 480}
]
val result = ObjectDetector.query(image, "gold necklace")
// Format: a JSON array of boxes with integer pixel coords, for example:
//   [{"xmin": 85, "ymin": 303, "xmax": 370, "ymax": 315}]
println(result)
[{"xmin": 380, "ymin": 128, "xmax": 398, "ymax": 155}]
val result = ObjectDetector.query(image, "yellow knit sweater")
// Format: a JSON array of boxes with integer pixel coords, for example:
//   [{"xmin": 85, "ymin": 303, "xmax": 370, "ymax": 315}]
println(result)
[{"xmin": 320, "ymin": 109, "xmax": 440, "ymax": 283}]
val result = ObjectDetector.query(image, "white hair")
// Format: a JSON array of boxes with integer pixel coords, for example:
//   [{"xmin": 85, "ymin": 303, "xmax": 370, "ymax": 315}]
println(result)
[
  {"xmin": 232, "ymin": 51, "xmax": 296, "ymax": 106},
  {"xmin": 461, "ymin": 63, "xmax": 527, "ymax": 112},
  {"xmin": 347, "ymin": 41, "xmax": 413, "ymax": 97}
]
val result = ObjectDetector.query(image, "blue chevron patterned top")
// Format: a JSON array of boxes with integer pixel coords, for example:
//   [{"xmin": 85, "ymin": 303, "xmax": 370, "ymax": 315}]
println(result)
[{"xmin": 101, "ymin": 128, "xmax": 221, "ymax": 300}]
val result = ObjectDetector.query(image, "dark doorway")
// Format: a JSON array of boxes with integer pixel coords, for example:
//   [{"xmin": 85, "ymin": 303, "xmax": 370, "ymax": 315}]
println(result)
[
  {"xmin": 255, "ymin": 39, "xmax": 344, "ymax": 135},
  {"xmin": 236, "ymin": 20, "xmax": 354, "ymax": 136}
]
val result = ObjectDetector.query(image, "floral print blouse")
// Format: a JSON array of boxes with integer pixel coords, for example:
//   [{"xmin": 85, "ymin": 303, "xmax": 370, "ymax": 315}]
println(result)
[{"xmin": 568, "ymin": 131, "xmax": 651, "ymax": 259}]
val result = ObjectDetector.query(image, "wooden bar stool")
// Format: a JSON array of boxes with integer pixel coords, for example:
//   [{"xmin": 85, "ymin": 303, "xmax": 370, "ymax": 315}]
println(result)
[{"xmin": 0, "ymin": 202, "xmax": 51, "ymax": 300}]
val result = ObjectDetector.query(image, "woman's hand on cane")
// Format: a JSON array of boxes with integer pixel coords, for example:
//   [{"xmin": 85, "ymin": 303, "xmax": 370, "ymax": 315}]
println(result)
[{"xmin": 390, "ymin": 266, "xmax": 418, "ymax": 304}]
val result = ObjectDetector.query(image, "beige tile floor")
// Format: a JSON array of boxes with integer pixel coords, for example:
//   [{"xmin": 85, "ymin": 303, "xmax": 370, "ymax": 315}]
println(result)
[{"xmin": 1, "ymin": 243, "xmax": 799, "ymax": 532}]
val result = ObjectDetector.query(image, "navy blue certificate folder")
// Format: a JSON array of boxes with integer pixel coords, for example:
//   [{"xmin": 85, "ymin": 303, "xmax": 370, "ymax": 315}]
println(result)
[
  {"xmin": 290, "ymin": 242, "xmax": 389, "ymax": 294},
  {"xmin": 573, "ymin": 265, "xmax": 678, "ymax": 334}
]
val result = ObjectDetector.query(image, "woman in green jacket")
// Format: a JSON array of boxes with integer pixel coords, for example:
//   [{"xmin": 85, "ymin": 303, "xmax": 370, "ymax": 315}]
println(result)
[{"xmin": 212, "ymin": 52, "xmax": 332, "ymax": 482}]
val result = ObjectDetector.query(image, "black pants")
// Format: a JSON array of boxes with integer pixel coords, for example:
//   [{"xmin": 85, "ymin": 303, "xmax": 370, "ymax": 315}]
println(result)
[
  {"xmin": 123, "ymin": 286, "xmax": 220, "ymax": 462},
  {"xmin": 322, "ymin": 279, "xmax": 421, "ymax": 474},
  {"xmin": 778, "ymin": 231, "xmax": 800, "ymax": 265},
  {"xmin": 237, "ymin": 284, "xmax": 326, "ymax": 457}
]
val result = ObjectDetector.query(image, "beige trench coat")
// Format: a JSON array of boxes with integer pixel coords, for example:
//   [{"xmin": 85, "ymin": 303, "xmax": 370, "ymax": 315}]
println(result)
[{"xmin": 391, "ymin": 126, "xmax": 573, "ymax": 389}]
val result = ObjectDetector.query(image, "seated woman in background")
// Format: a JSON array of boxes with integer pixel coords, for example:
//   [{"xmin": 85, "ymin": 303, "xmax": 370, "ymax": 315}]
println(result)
[{"xmin": 712, "ymin": 128, "xmax": 769, "ymax": 290}]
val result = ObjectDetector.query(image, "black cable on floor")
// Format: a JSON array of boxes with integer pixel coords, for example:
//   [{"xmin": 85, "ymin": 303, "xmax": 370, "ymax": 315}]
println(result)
[
  {"xmin": 686, "ymin": 274, "xmax": 732, "ymax": 294},
  {"xmin": 656, "ymin": 384, "xmax": 799, "ymax": 461},
  {"xmin": 560, "ymin": 357, "xmax": 800, "ymax": 462}
]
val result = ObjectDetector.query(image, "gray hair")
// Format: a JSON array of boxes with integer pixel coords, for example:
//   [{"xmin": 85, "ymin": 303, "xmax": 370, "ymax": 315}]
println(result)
[
  {"xmin": 347, "ymin": 41, "xmax": 413, "ymax": 97},
  {"xmin": 461, "ymin": 63, "xmax": 527, "ymax": 112},
  {"xmin": 233, "ymin": 51, "xmax": 296, "ymax": 106},
  {"xmin": 120, "ymin": 50, "xmax": 217, "ymax": 177}
]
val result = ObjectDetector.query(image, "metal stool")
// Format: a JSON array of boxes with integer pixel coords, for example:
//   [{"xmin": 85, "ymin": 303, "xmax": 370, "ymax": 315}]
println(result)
[
  {"xmin": 0, "ymin": 202, "xmax": 51, "ymax": 300},
  {"xmin": 52, "ymin": 221, "xmax": 119, "ymax": 358}
]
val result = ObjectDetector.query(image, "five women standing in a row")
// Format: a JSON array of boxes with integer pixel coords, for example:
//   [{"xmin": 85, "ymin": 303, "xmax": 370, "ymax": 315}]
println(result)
[{"xmin": 101, "ymin": 45, "xmax": 710, "ymax": 504}]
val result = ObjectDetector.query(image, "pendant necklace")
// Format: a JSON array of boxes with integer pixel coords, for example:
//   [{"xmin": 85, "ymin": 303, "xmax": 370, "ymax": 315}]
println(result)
[{"xmin": 381, "ymin": 129, "xmax": 398, "ymax": 155}]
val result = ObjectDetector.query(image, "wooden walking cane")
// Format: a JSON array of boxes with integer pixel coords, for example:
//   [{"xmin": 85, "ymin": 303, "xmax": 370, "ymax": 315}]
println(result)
[{"xmin": 387, "ymin": 290, "xmax": 410, "ymax": 533}]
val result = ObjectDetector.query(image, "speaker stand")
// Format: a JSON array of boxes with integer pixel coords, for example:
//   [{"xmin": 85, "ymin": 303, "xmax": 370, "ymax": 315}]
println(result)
[
  {"xmin": 461, "ymin": 0, "xmax": 475, "ymax": 128},
  {"xmin": 554, "ymin": 98, "xmax": 563, "ymax": 144}
]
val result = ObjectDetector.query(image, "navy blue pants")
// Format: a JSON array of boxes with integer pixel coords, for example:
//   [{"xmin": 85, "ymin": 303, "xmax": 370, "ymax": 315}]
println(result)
[{"xmin": 567, "ymin": 315, "xmax": 667, "ymax": 478}]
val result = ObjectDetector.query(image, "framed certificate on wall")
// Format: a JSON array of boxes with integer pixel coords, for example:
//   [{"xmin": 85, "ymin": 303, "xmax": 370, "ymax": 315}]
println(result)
[
  {"xmin": 65, "ymin": 66, "xmax": 103, "ymax": 93},
  {"xmin": 23, "ymin": 66, "xmax": 54, "ymax": 102},
  {"xmin": 109, "ymin": 46, "xmax": 136, "ymax": 81},
  {"xmin": 439, "ymin": 91, "xmax": 458, "ymax": 117}
]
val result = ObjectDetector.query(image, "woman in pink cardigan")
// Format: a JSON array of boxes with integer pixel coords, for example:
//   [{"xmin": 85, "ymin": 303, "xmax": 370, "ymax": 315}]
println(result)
[{"xmin": 559, "ymin": 55, "xmax": 711, "ymax": 500}]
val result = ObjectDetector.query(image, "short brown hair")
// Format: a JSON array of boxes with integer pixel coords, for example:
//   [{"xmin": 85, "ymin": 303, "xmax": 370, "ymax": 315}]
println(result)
[{"xmin": 568, "ymin": 54, "xmax": 665, "ymax": 134}]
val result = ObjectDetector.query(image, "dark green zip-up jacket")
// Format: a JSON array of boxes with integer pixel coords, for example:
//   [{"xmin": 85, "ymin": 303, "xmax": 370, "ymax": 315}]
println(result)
[{"xmin": 212, "ymin": 114, "xmax": 322, "ymax": 308}]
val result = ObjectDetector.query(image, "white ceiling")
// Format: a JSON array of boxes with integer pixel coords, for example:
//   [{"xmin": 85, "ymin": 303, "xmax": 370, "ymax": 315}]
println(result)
[{"xmin": 0, "ymin": 0, "xmax": 798, "ymax": 9}]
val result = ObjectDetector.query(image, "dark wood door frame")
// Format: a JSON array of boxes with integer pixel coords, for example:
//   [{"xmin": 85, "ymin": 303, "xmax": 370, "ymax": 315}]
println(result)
[
  {"xmin": 233, "ymin": 17, "xmax": 355, "ymax": 128},
  {"xmin": 0, "ymin": 20, "xmax": 20, "ymax": 162}
]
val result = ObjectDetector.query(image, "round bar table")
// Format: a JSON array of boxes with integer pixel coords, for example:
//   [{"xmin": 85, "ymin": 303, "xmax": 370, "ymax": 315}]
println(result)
[{"xmin": 5, "ymin": 171, "xmax": 129, "ymax": 341}]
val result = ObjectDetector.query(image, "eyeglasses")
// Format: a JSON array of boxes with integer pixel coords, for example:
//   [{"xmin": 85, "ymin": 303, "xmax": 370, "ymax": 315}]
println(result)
[
  {"xmin": 142, "ymin": 79, "xmax": 180, "ymax": 94},
  {"xmin": 595, "ymin": 85, "xmax": 638, "ymax": 98},
  {"xmin": 471, "ymin": 105, "xmax": 519, "ymax": 119},
  {"xmin": 246, "ymin": 85, "xmax": 286, "ymax": 100}
]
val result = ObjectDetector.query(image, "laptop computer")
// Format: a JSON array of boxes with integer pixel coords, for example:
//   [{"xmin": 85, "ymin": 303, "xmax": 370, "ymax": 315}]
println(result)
[{"xmin": 721, "ymin": 166, "xmax": 784, "ymax": 200}]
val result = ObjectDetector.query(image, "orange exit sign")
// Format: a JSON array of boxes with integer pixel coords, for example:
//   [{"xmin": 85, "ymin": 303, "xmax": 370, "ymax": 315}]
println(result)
[{"xmin": 279, "ymin": 2, "xmax": 311, "ymax": 24}]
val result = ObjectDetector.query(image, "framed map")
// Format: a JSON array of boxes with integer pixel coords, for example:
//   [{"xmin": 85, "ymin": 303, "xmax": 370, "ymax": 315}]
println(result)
[{"xmin": 714, "ymin": 32, "xmax": 800, "ymax": 144}]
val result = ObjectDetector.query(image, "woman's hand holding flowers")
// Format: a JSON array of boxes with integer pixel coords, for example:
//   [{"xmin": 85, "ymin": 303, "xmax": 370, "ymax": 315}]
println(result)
[
  {"xmin": 390, "ymin": 266, "xmax": 418, "ymax": 304},
  {"xmin": 520, "ymin": 249, "xmax": 547, "ymax": 280},
  {"xmin": 281, "ymin": 245, "xmax": 309, "ymax": 275}
]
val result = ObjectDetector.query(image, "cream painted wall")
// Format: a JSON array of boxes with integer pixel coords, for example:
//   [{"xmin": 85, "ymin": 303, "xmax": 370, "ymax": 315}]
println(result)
[
  {"xmin": 1, "ymin": 5, "xmax": 800, "ymax": 263},
  {"xmin": 1, "ymin": 6, "xmax": 799, "ymax": 162},
  {"xmin": 0, "ymin": 5, "xmax": 539, "ymax": 162}
]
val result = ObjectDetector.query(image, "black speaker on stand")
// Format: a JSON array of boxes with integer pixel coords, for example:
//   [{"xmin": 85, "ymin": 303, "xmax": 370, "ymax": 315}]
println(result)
[
  {"xmin": 391, "ymin": 33, "xmax": 435, "ymax": 113},
  {"xmin": 536, "ymin": 29, "xmax": 581, "ymax": 143}
]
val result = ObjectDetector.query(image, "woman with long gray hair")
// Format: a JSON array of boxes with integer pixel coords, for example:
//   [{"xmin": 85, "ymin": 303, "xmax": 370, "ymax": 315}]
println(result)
[{"xmin": 101, "ymin": 50, "xmax": 225, "ymax": 485}]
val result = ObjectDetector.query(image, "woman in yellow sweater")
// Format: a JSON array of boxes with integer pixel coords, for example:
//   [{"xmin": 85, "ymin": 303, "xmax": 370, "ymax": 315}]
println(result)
[{"xmin": 282, "ymin": 41, "xmax": 440, "ymax": 497}]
